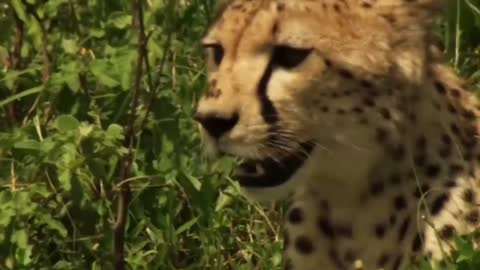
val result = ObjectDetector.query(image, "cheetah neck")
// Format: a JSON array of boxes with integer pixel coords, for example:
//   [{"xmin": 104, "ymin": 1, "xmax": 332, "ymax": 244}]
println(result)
[{"xmin": 283, "ymin": 64, "xmax": 480, "ymax": 270}]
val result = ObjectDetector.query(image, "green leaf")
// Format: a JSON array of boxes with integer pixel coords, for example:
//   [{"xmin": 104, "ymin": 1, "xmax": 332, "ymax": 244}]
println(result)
[
  {"xmin": 185, "ymin": 173, "xmax": 202, "ymax": 191},
  {"xmin": 39, "ymin": 215, "xmax": 68, "ymax": 237},
  {"xmin": 11, "ymin": 229, "xmax": 28, "ymax": 248},
  {"xmin": 89, "ymin": 60, "xmax": 120, "ymax": 88},
  {"xmin": 106, "ymin": 124, "xmax": 124, "ymax": 140},
  {"xmin": 44, "ymin": 0, "xmax": 69, "ymax": 16},
  {"xmin": 14, "ymin": 139, "xmax": 41, "ymax": 150},
  {"xmin": 89, "ymin": 28, "xmax": 105, "ymax": 38},
  {"xmin": 11, "ymin": 0, "xmax": 28, "ymax": 22},
  {"xmin": 11, "ymin": 229, "xmax": 32, "ymax": 265},
  {"xmin": 108, "ymin": 12, "xmax": 132, "ymax": 29},
  {"xmin": 58, "ymin": 169, "xmax": 72, "ymax": 191},
  {"xmin": 79, "ymin": 124, "xmax": 94, "ymax": 137},
  {"xmin": 62, "ymin": 39, "xmax": 79, "ymax": 54},
  {"xmin": 0, "ymin": 85, "xmax": 44, "ymax": 108},
  {"xmin": 215, "ymin": 189, "xmax": 233, "ymax": 211},
  {"xmin": 175, "ymin": 217, "xmax": 198, "ymax": 235},
  {"xmin": 64, "ymin": 73, "xmax": 81, "ymax": 92},
  {"xmin": 55, "ymin": 115, "xmax": 80, "ymax": 132}
]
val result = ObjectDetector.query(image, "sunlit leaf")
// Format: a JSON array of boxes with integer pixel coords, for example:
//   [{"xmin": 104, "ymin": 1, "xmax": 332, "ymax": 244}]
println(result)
[{"xmin": 55, "ymin": 114, "xmax": 80, "ymax": 132}]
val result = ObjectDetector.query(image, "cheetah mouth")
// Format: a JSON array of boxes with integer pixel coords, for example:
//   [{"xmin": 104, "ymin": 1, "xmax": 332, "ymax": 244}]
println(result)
[{"xmin": 234, "ymin": 142, "xmax": 314, "ymax": 188}]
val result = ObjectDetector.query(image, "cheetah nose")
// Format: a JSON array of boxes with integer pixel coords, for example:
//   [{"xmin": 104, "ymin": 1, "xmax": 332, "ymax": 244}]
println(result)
[{"xmin": 193, "ymin": 111, "xmax": 239, "ymax": 139}]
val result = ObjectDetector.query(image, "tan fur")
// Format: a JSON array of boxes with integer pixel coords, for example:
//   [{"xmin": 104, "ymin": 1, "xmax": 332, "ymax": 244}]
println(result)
[{"xmin": 195, "ymin": 1, "xmax": 480, "ymax": 269}]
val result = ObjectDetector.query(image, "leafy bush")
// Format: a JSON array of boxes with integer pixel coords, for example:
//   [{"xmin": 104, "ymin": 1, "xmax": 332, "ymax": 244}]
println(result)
[{"xmin": 0, "ymin": 1, "xmax": 479, "ymax": 270}]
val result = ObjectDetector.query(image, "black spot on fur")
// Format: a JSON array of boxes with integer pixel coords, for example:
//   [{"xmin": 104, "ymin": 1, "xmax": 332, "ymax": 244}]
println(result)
[
  {"xmin": 370, "ymin": 180, "xmax": 385, "ymax": 196},
  {"xmin": 444, "ymin": 180, "xmax": 456, "ymax": 188},
  {"xmin": 414, "ymin": 154, "xmax": 427, "ymax": 167},
  {"xmin": 392, "ymin": 255, "xmax": 404, "ymax": 270},
  {"xmin": 423, "ymin": 164, "xmax": 441, "ymax": 178},
  {"xmin": 438, "ymin": 145, "xmax": 451, "ymax": 159},
  {"xmin": 450, "ymin": 88, "xmax": 461, "ymax": 98},
  {"xmin": 398, "ymin": 217, "xmax": 411, "ymax": 241},
  {"xmin": 379, "ymin": 107, "xmax": 391, "ymax": 119},
  {"xmin": 338, "ymin": 69, "xmax": 354, "ymax": 79},
  {"xmin": 390, "ymin": 145, "xmax": 406, "ymax": 162},
  {"xmin": 465, "ymin": 210, "xmax": 479, "ymax": 224},
  {"xmin": 450, "ymin": 123, "xmax": 461, "ymax": 136},
  {"xmin": 414, "ymin": 184, "xmax": 430, "ymax": 199},
  {"xmin": 374, "ymin": 223, "xmax": 387, "ymax": 238},
  {"xmin": 360, "ymin": 79, "xmax": 373, "ymax": 88},
  {"xmin": 317, "ymin": 216, "xmax": 335, "ymax": 239},
  {"xmin": 333, "ymin": 3, "xmax": 341, "ymax": 13},
  {"xmin": 294, "ymin": 235, "xmax": 314, "ymax": 254},
  {"xmin": 434, "ymin": 81, "xmax": 446, "ymax": 94},
  {"xmin": 363, "ymin": 97, "xmax": 376, "ymax": 107},
  {"xmin": 448, "ymin": 103, "xmax": 458, "ymax": 114},
  {"xmin": 320, "ymin": 200, "xmax": 330, "ymax": 213},
  {"xmin": 430, "ymin": 193, "xmax": 449, "ymax": 216},
  {"xmin": 362, "ymin": 2, "xmax": 373, "ymax": 8},
  {"xmin": 463, "ymin": 188, "xmax": 475, "ymax": 204},
  {"xmin": 439, "ymin": 224, "xmax": 455, "ymax": 240},
  {"xmin": 375, "ymin": 128, "xmax": 388, "ymax": 143},
  {"xmin": 441, "ymin": 133, "xmax": 452, "ymax": 145},
  {"xmin": 352, "ymin": 106, "xmax": 364, "ymax": 114},
  {"xmin": 463, "ymin": 110, "xmax": 476, "ymax": 120},
  {"xmin": 288, "ymin": 207, "xmax": 304, "ymax": 224},
  {"xmin": 389, "ymin": 214, "xmax": 397, "ymax": 225},
  {"xmin": 389, "ymin": 173, "xmax": 402, "ymax": 185},
  {"xmin": 412, "ymin": 233, "xmax": 423, "ymax": 252},
  {"xmin": 415, "ymin": 135, "xmax": 427, "ymax": 151},
  {"xmin": 393, "ymin": 195, "xmax": 408, "ymax": 210}
]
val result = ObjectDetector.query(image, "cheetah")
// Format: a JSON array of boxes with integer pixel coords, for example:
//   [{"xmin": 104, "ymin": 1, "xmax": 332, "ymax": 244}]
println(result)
[{"xmin": 193, "ymin": 0, "xmax": 480, "ymax": 269}]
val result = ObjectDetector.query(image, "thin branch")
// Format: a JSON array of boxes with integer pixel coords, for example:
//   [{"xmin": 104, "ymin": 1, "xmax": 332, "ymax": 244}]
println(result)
[
  {"xmin": 113, "ymin": 0, "xmax": 147, "ymax": 269},
  {"xmin": 139, "ymin": 30, "xmax": 173, "ymax": 130}
]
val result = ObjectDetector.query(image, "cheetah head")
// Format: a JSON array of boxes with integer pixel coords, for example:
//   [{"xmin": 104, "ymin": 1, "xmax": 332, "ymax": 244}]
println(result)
[{"xmin": 194, "ymin": 0, "xmax": 442, "ymax": 201}]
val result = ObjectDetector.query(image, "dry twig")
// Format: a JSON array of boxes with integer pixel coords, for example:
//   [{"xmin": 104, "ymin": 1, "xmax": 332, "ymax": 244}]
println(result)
[{"xmin": 113, "ymin": 0, "xmax": 148, "ymax": 269}]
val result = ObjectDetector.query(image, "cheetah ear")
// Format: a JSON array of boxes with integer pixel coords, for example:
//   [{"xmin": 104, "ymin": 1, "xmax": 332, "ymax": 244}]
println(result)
[
  {"xmin": 373, "ymin": 0, "xmax": 444, "ymax": 26},
  {"xmin": 373, "ymin": 0, "xmax": 444, "ymax": 84}
]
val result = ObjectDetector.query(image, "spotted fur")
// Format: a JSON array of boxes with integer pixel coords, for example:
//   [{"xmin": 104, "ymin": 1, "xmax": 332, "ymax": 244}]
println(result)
[{"xmin": 194, "ymin": 0, "xmax": 480, "ymax": 269}]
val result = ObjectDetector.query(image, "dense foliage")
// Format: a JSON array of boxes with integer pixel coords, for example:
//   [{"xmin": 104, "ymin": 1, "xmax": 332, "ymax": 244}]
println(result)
[{"xmin": 0, "ymin": 1, "xmax": 480, "ymax": 269}]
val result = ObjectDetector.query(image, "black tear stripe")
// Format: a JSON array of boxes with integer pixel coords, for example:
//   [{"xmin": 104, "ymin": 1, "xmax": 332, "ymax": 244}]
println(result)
[{"xmin": 257, "ymin": 62, "xmax": 280, "ymax": 141}]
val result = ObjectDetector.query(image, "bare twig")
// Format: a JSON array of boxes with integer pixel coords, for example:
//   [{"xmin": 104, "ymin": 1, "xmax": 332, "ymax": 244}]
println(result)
[
  {"xmin": 139, "ymin": 31, "xmax": 173, "ymax": 130},
  {"xmin": 113, "ymin": 0, "xmax": 148, "ymax": 269}
]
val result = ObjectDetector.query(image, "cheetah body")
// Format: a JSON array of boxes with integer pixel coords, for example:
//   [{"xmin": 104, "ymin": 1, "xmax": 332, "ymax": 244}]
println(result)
[{"xmin": 194, "ymin": 1, "xmax": 480, "ymax": 269}]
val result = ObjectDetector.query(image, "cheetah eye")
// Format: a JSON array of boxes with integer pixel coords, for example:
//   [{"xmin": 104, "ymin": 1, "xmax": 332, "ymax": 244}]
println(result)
[
  {"xmin": 206, "ymin": 44, "xmax": 224, "ymax": 66},
  {"xmin": 272, "ymin": 45, "xmax": 312, "ymax": 69}
]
